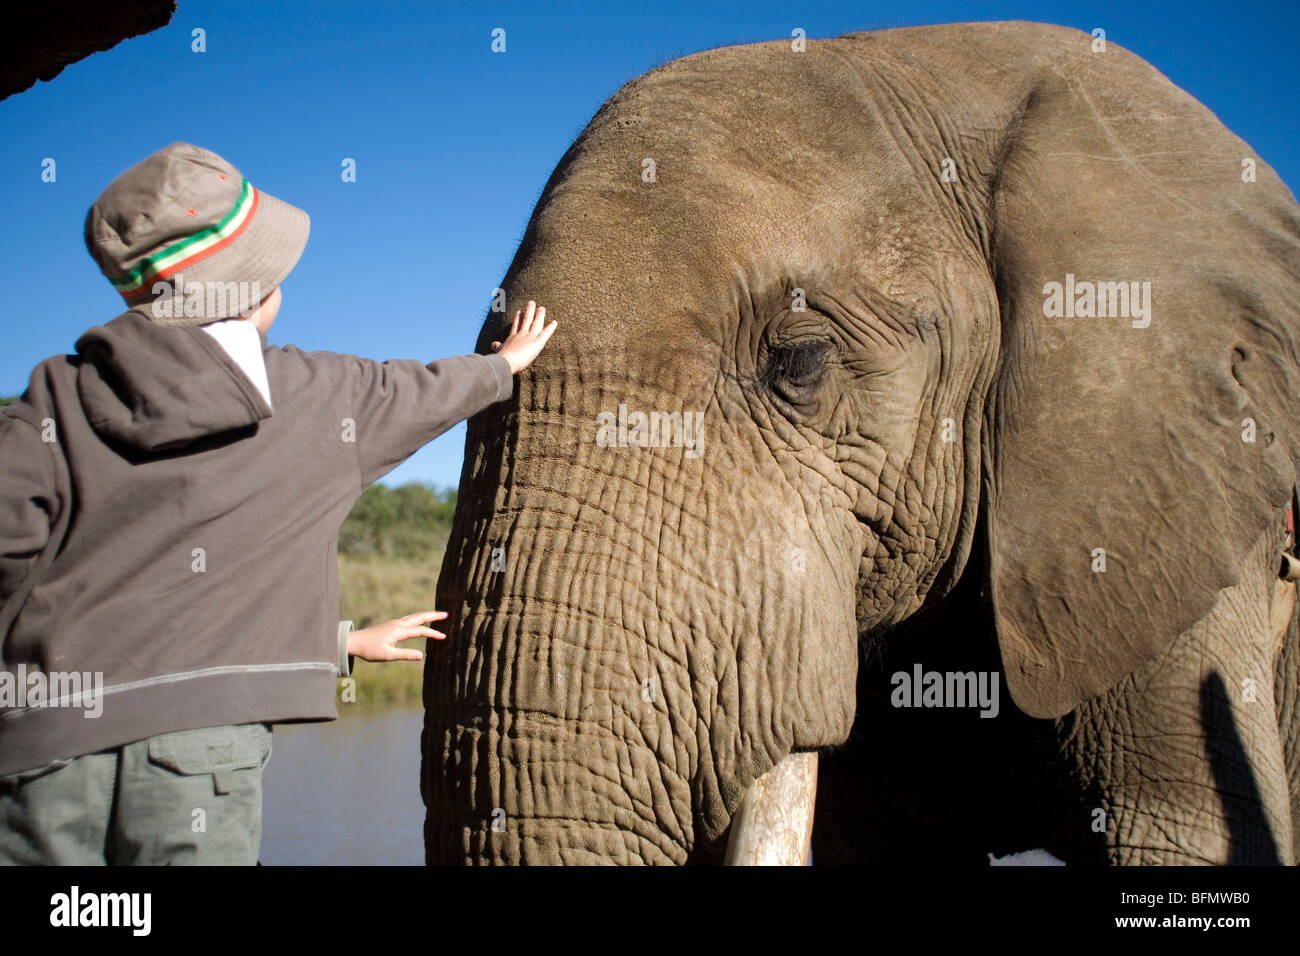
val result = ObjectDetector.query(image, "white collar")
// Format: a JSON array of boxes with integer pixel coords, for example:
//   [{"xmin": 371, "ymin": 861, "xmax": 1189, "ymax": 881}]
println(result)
[{"xmin": 201, "ymin": 318, "xmax": 272, "ymax": 410}]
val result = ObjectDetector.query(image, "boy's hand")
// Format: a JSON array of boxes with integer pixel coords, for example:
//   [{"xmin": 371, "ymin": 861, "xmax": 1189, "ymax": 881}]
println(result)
[
  {"xmin": 347, "ymin": 610, "xmax": 447, "ymax": 663},
  {"xmin": 491, "ymin": 300, "xmax": 557, "ymax": 374}
]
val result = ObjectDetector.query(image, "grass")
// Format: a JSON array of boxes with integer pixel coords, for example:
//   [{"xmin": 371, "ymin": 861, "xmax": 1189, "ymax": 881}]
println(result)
[{"xmin": 335, "ymin": 483, "xmax": 456, "ymax": 707}]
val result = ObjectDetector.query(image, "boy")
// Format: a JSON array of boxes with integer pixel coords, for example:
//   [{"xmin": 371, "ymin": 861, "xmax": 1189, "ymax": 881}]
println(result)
[{"xmin": 0, "ymin": 142, "xmax": 555, "ymax": 864}]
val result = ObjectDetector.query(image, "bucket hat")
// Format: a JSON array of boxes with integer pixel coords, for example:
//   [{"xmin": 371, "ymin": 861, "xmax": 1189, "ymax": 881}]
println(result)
[{"xmin": 85, "ymin": 142, "xmax": 309, "ymax": 325}]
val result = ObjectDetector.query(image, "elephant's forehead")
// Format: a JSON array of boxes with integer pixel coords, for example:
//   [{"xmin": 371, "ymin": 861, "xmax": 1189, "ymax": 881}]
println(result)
[
  {"xmin": 504, "ymin": 39, "xmax": 990, "ymax": 355},
  {"xmin": 600, "ymin": 41, "xmax": 953, "ymax": 188},
  {"xmin": 530, "ymin": 46, "xmax": 970, "ymax": 279},
  {"xmin": 524, "ymin": 176, "xmax": 970, "ymax": 344}
]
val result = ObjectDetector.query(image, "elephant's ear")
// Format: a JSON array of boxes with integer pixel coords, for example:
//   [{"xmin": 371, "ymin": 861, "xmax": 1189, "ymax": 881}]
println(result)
[{"xmin": 984, "ymin": 50, "xmax": 1300, "ymax": 719}]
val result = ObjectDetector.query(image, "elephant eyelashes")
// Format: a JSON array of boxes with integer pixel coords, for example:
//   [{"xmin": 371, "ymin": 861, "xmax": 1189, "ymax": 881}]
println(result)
[{"xmin": 762, "ymin": 340, "xmax": 832, "ymax": 410}]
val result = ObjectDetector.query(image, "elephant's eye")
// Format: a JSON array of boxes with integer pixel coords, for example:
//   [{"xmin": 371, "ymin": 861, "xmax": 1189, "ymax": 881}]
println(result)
[{"xmin": 763, "ymin": 339, "xmax": 832, "ymax": 408}]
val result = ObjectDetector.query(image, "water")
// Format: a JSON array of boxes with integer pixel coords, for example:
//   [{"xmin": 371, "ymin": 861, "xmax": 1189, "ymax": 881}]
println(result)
[{"xmin": 260, "ymin": 706, "xmax": 425, "ymax": 865}]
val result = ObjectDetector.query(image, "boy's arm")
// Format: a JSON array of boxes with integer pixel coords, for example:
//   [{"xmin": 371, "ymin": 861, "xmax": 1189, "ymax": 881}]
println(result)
[
  {"xmin": 300, "ymin": 302, "xmax": 553, "ymax": 488},
  {"xmin": 0, "ymin": 415, "xmax": 60, "ymax": 604},
  {"xmin": 344, "ymin": 352, "xmax": 513, "ymax": 487}
]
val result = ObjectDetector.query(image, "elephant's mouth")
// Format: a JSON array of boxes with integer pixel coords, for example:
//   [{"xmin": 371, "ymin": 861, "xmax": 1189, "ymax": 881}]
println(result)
[{"xmin": 723, "ymin": 752, "xmax": 819, "ymax": 865}]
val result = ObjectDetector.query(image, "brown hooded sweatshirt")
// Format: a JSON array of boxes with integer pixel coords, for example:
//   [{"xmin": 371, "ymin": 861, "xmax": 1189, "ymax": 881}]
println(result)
[{"xmin": 0, "ymin": 310, "xmax": 512, "ymax": 776}]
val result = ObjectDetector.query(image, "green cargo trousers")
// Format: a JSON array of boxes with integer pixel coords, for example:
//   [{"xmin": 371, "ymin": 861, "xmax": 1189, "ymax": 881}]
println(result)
[{"xmin": 0, "ymin": 723, "xmax": 272, "ymax": 865}]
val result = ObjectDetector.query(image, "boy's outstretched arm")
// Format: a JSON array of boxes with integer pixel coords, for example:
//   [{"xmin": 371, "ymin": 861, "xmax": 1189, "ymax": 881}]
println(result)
[{"xmin": 312, "ymin": 300, "xmax": 558, "ymax": 488}]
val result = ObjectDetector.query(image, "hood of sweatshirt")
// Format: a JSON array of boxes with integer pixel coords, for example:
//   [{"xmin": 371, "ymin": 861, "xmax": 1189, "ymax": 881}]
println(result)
[{"xmin": 74, "ymin": 310, "xmax": 273, "ymax": 451}]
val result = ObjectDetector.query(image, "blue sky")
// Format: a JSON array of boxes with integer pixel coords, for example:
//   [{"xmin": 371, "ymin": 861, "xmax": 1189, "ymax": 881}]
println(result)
[{"xmin": 2, "ymin": 0, "xmax": 1296, "ymax": 488}]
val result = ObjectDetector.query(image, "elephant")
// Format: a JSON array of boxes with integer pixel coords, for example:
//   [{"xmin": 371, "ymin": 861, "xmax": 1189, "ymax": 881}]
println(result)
[{"xmin": 420, "ymin": 20, "xmax": 1300, "ymax": 864}]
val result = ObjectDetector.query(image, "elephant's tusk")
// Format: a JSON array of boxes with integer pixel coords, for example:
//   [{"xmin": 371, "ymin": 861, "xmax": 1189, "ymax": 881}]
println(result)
[{"xmin": 724, "ymin": 751, "xmax": 818, "ymax": 865}]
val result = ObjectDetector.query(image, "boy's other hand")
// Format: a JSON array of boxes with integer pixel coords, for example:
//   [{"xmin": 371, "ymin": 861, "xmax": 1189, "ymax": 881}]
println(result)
[
  {"xmin": 491, "ymin": 300, "xmax": 557, "ymax": 374},
  {"xmin": 348, "ymin": 610, "xmax": 448, "ymax": 663}
]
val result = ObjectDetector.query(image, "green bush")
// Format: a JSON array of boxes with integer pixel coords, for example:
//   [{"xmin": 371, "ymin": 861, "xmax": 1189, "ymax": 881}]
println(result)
[
  {"xmin": 338, "ymin": 482, "xmax": 457, "ymax": 560},
  {"xmin": 0, "ymin": 396, "xmax": 15, "ymax": 407}
]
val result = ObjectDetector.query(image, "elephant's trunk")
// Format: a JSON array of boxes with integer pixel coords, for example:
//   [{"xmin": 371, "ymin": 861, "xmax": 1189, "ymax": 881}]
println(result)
[
  {"xmin": 422, "ymin": 366, "xmax": 706, "ymax": 864},
  {"xmin": 421, "ymin": 538, "xmax": 697, "ymax": 863}
]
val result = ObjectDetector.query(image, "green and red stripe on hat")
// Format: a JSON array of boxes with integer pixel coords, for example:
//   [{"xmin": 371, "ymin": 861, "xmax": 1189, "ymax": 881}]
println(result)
[{"xmin": 109, "ymin": 177, "xmax": 259, "ymax": 300}]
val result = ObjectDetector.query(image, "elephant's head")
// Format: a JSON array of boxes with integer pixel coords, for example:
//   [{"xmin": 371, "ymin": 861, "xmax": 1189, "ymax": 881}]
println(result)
[{"xmin": 422, "ymin": 22, "xmax": 1300, "ymax": 863}]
